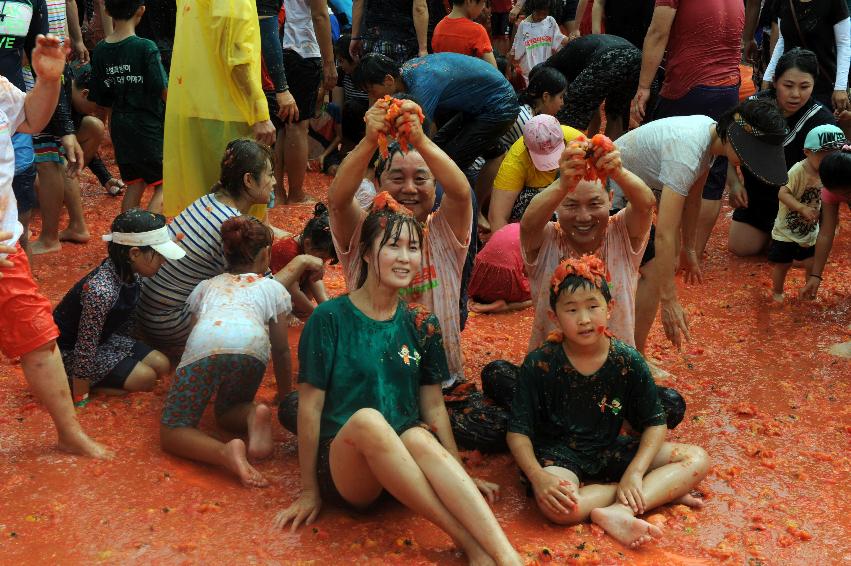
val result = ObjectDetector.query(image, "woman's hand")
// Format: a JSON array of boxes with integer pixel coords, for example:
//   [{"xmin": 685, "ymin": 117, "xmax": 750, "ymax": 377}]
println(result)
[
  {"xmin": 660, "ymin": 297, "xmax": 690, "ymax": 349},
  {"xmin": 472, "ymin": 477, "xmax": 500, "ymax": 504},
  {"xmin": 799, "ymin": 275, "xmax": 821, "ymax": 300},
  {"xmin": 630, "ymin": 87, "xmax": 651, "ymax": 124},
  {"xmin": 530, "ymin": 470, "xmax": 578, "ymax": 517},
  {"xmin": 678, "ymin": 248, "xmax": 703, "ymax": 285},
  {"xmin": 273, "ymin": 490, "xmax": 322, "ymax": 532},
  {"xmin": 728, "ymin": 180, "xmax": 748, "ymax": 208},
  {"xmin": 276, "ymin": 90, "xmax": 300, "ymax": 123},
  {"xmin": 616, "ymin": 471, "xmax": 646, "ymax": 514},
  {"xmin": 832, "ymin": 89, "xmax": 850, "ymax": 113}
]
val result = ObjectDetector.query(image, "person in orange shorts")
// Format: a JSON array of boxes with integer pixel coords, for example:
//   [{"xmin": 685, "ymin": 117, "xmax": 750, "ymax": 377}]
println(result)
[{"xmin": 0, "ymin": 34, "xmax": 112, "ymax": 459}]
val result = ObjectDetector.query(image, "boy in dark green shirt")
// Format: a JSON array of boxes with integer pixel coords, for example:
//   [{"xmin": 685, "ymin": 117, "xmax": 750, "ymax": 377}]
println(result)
[
  {"xmin": 507, "ymin": 253, "xmax": 710, "ymax": 550},
  {"xmin": 89, "ymin": 0, "xmax": 168, "ymax": 213}
]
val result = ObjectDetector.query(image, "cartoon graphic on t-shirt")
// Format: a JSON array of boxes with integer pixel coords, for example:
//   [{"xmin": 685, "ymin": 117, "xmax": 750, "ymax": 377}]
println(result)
[
  {"xmin": 598, "ymin": 395, "xmax": 622, "ymax": 415},
  {"xmin": 398, "ymin": 344, "xmax": 421, "ymax": 367},
  {"xmin": 786, "ymin": 186, "xmax": 821, "ymax": 237}
]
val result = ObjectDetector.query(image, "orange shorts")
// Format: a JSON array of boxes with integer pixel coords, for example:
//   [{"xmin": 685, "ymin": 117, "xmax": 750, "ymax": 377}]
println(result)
[{"xmin": 0, "ymin": 244, "xmax": 59, "ymax": 358}]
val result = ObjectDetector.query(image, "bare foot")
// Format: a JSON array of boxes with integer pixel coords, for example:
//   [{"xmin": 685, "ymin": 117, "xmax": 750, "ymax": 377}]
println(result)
[
  {"xmin": 590, "ymin": 505, "xmax": 662, "ymax": 549},
  {"xmin": 57, "ymin": 430, "xmax": 114, "ymax": 459},
  {"xmin": 247, "ymin": 404, "xmax": 274, "ymax": 460},
  {"xmin": 286, "ymin": 194, "xmax": 317, "ymax": 205},
  {"xmin": 29, "ymin": 239, "xmax": 62, "ymax": 255},
  {"xmin": 222, "ymin": 439, "xmax": 268, "ymax": 487},
  {"xmin": 58, "ymin": 229, "xmax": 91, "ymax": 244},
  {"xmin": 468, "ymin": 299, "xmax": 507, "ymax": 314},
  {"xmin": 672, "ymin": 492, "xmax": 705, "ymax": 509}
]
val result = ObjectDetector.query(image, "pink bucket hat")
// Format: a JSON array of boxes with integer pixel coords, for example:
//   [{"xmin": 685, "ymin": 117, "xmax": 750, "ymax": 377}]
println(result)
[{"xmin": 522, "ymin": 114, "xmax": 564, "ymax": 172}]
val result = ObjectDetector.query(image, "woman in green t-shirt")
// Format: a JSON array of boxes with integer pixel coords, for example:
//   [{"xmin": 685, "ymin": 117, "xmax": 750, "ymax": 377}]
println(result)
[{"xmin": 274, "ymin": 193, "xmax": 521, "ymax": 566}]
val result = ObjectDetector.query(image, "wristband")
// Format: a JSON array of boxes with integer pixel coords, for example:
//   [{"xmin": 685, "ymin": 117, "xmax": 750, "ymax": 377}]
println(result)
[{"xmin": 809, "ymin": 274, "xmax": 822, "ymax": 280}]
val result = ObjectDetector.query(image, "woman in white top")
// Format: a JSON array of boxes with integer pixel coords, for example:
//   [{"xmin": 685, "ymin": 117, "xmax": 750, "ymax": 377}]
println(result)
[{"xmin": 160, "ymin": 216, "xmax": 292, "ymax": 488}]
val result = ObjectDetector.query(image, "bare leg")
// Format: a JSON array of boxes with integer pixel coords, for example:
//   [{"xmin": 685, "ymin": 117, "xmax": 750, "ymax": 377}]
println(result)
[
  {"xmin": 216, "ymin": 402, "xmax": 274, "ymax": 460},
  {"xmin": 19, "ymin": 341, "xmax": 113, "ymax": 459},
  {"xmin": 160, "ymin": 425, "xmax": 268, "ymax": 487},
  {"xmin": 473, "ymin": 154, "xmax": 505, "ymax": 215},
  {"xmin": 283, "ymin": 121, "xmax": 313, "ymax": 204},
  {"xmin": 76, "ymin": 116, "xmax": 105, "ymax": 164},
  {"xmin": 58, "ymin": 173, "xmax": 90, "ymax": 243},
  {"xmin": 727, "ymin": 220, "xmax": 769, "ymax": 257},
  {"xmin": 121, "ymin": 180, "xmax": 146, "ymax": 211},
  {"xmin": 603, "ymin": 112, "xmax": 625, "ymax": 140},
  {"xmin": 31, "ymin": 162, "xmax": 65, "ymax": 255},
  {"xmin": 18, "ymin": 209, "xmax": 32, "ymax": 260},
  {"xmin": 147, "ymin": 185, "xmax": 164, "ymax": 213},
  {"xmin": 590, "ymin": 443, "xmax": 709, "ymax": 548},
  {"xmin": 274, "ymin": 129, "xmax": 286, "ymax": 204},
  {"xmin": 330, "ymin": 409, "xmax": 517, "ymax": 565},
  {"xmin": 634, "ymin": 259, "xmax": 660, "ymax": 355},
  {"xmin": 771, "ymin": 262, "xmax": 791, "ymax": 301},
  {"xmin": 694, "ymin": 198, "xmax": 722, "ymax": 259}
]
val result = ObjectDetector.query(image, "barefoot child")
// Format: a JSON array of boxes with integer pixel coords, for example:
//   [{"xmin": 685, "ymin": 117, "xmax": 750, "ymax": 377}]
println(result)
[
  {"xmin": 270, "ymin": 202, "xmax": 337, "ymax": 318},
  {"xmin": 89, "ymin": 0, "xmax": 168, "ymax": 212},
  {"xmin": 160, "ymin": 215, "xmax": 292, "ymax": 487},
  {"xmin": 0, "ymin": 34, "xmax": 111, "ymax": 458},
  {"xmin": 275, "ymin": 193, "xmax": 522, "ymax": 566},
  {"xmin": 769, "ymin": 124, "xmax": 845, "ymax": 302},
  {"xmin": 53, "ymin": 209, "xmax": 181, "ymax": 400},
  {"xmin": 506, "ymin": 255, "xmax": 710, "ymax": 549}
]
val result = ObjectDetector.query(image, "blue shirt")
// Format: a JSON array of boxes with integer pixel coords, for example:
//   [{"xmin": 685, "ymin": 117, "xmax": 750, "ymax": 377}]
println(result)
[{"xmin": 401, "ymin": 53, "xmax": 518, "ymax": 123}]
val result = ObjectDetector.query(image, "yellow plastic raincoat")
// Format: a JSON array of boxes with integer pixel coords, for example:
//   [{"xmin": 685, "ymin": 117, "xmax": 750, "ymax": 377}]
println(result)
[{"xmin": 163, "ymin": 0, "xmax": 270, "ymax": 216}]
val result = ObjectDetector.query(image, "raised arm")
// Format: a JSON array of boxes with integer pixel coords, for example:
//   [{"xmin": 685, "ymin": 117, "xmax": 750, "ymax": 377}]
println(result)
[
  {"xmin": 520, "ymin": 144, "xmax": 586, "ymax": 264},
  {"xmin": 632, "ymin": 6, "xmax": 676, "ymax": 123},
  {"xmin": 19, "ymin": 36, "xmax": 64, "ymax": 134},
  {"xmin": 594, "ymin": 146, "xmax": 655, "ymax": 247}
]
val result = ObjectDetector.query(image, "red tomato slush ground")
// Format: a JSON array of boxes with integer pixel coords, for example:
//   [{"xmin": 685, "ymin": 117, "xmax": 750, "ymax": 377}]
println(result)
[{"xmin": 1, "ymin": 163, "xmax": 850, "ymax": 565}]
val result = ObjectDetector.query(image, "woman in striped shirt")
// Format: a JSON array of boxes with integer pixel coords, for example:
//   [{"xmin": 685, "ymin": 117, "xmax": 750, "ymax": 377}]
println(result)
[{"xmin": 137, "ymin": 139, "xmax": 323, "ymax": 348}]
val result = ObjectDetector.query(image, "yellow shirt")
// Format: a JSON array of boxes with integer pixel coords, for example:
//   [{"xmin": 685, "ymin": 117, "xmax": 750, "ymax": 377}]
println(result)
[
  {"xmin": 493, "ymin": 125, "xmax": 584, "ymax": 192},
  {"xmin": 163, "ymin": 0, "xmax": 269, "ymax": 216}
]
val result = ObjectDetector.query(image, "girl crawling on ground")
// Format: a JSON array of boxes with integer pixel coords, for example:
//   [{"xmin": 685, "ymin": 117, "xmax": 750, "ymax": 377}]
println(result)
[
  {"xmin": 160, "ymin": 216, "xmax": 292, "ymax": 487},
  {"xmin": 274, "ymin": 193, "xmax": 522, "ymax": 566}
]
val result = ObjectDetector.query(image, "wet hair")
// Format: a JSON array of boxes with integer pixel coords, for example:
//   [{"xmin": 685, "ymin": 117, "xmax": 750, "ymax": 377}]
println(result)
[
  {"xmin": 353, "ymin": 53, "xmax": 401, "ymax": 90},
  {"xmin": 108, "ymin": 208, "xmax": 166, "ymax": 281},
  {"xmin": 356, "ymin": 194, "xmax": 425, "ymax": 288},
  {"xmin": 549, "ymin": 274, "xmax": 612, "ymax": 310},
  {"xmin": 522, "ymin": 65, "xmax": 567, "ymax": 106},
  {"xmin": 72, "ymin": 63, "xmax": 92, "ymax": 90},
  {"xmin": 716, "ymin": 98, "xmax": 787, "ymax": 144},
  {"xmin": 819, "ymin": 148, "xmax": 851, "ymax": 190},
  {"xmin": 105, "ymin": 0, "xmax": 144, "ymax": 20},
  {"xmin": 212, "ymin": 139, "xmax": 274, "ymax": 199},
  {"xmin": 336, "ymin": 33, "xmax": 354, "ymax": 63},
  {"xmin": 525, "ymin": 0, "xmax": 551, "ymax": 13},
  {"xmin": 774, "ymin": 48, "xmax": 819, "ymax": 83},
  {"xmin": 221, "ymin": 215, "xmax": 274, "ymax": 269},
  {"xmin": 657, "ymin": 387, "xmax": 686, "ymax": 429},
  {"xmin": 301, "ymin": 202, "xmax": 338, "ymax": 264}
]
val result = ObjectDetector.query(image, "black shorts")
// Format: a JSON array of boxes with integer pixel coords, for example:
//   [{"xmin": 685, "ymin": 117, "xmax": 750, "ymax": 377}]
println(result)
[
  {"xmin": 557, "ymin": 47, "xmax": 641, "ymax": 131},
  {"xmin": 730, "ymin": 187, "xmax": 779, "ymax": 234},
  {"xmin": 98, "ymin": 341, "xmax": 154, "ymax": 389},
  {"xmin": 521, "ymin": 435, "xmax": 640, "ymax": 491},
  {"xmin": 13, "ymin": 164, "xmax": 37, "ymax": 214},
  {"xmin": 553, "ymin": 0, "xmax": 580, "ymax": 24},
  {"xmin": 118, "ymin": 161, "xmax": 163, "ymax": 187},
  {"xmin": 283, "ymin": 50, "xmax": 323, "ymax": 123},
  {"xmin": 767, "ymin": 239, "xmax": 815, "ymax": 263},
  {"xmin": 433, "ymin": 114, "xmax": 515, "ymax": 171}
]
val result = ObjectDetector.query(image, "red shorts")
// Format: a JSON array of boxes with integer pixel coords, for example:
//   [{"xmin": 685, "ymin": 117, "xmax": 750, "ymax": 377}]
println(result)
[{"xmin": 0, "ymin": 244, "xmax": 60, "ymax": 358}]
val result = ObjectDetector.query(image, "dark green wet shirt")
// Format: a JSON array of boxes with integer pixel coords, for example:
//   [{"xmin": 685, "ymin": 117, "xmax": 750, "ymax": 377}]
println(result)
[
  {"xmin": 508, "ymin": 338, "xmax": 665, "ymax": 473},
  {"xmin": 89, "ymin": 36, "xmax": 167, "ymax": 164},
  {"xmin": 298, "ymin": 296, "xmax": 448, "ymax": 441}
]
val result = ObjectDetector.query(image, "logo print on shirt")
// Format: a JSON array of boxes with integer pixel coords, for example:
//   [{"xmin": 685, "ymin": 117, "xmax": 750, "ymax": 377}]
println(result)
[
  {"xmin": 598, "ymin": 395, "xmax": 622, "ymax": 415},
  {"xmin": 398, "ymin": 344, "xmax": 421, "ymax": 367}
]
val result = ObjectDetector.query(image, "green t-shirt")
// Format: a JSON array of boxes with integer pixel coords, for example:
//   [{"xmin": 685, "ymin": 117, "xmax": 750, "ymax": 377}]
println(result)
[
  {"xmin": 298, "ymin": 296, "xmax": 448, "ymax": 440},
  {"xmin": 508, "ymin": 338, "xmax": 666, "ymax": 474},
  {"xmin": 89, "ymin": 35, "xmax": 167, "ymax": 164}
]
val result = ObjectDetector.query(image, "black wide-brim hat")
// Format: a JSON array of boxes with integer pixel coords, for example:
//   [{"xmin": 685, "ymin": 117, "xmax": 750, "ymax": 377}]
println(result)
[{"xmin": 727, "ymin": 112, "xmax": 789, "ymax": 186}]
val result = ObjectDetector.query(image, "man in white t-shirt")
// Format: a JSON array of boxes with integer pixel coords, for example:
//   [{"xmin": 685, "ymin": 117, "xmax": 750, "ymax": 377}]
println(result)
[
  {"xmin": 0, "ymin": 34, "xmax": 111, "ymax": 459},
  {"xmin": 279, "ymin": 0, "xmax": 337, "ymax": 203},
  {"xmin": 521, "ymin": 134, "xmax": 656, "ymax": 351},
  {"xmin": 611, "ymin": 100, "xmax": 788, "ymax": 354},
  {"xmin": 328, "ymin": 99, "xmax": 473, "ymax": 387}
]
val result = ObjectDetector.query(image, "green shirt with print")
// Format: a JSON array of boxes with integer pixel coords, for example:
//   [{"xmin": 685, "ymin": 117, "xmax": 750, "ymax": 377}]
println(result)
[
  {"xmin": 508, "ymin": 338, "xmax": 666, "ymax": 476},
  {"xmin": 89, "ymin": 35, "xmax": 167, "ymax": 164},
  {"xmin": 298, "ymin": 296, "xmax": 448, "ymax": 441}
]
